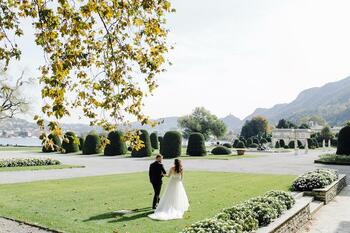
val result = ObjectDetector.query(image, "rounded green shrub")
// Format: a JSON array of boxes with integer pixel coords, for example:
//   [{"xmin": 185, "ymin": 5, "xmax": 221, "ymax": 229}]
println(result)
[
  {"xmin": 162, "ymin": 131, "xmax": 182, "ymax": 158},
  {"xmin": 275, "ymin": 141, "xmax": 280, "ymax": 148},
  {"xmin": 104, "ymin": 131, "xmax": 127, "ymax": 156},
  {"xmin": 61, "ymin": 131, "xmax": 79, "ymax": 153},
  {"xmin": 223, "ymin": 143, "xmax": 232, "ymax": 148},
  {"xmin": 211, "ymin": 146, "xmax": 231, "ymax": 155},
  {"xmin": 247, "ymin": 138, "xmax": 253, "ymax": 146},
  {"xmin": 260, "ymin": 138, "xmax": 268, "ymax": 144},
  {"xmin": 233, "ymin": 139, "xmax": 239, "ymax": 148},
  {"xmin": 237, "ymin": 141, "xmax": 245, "ymax": 148},
  {"xmin": 336, "ymin": 125, "xmax": 350, "ymax": 155},
  {"xmin": 150, "ymin": 132, "xmax": 159, "ymax": 150},
  {"xmin": 79, "ymin": 137, "xmax": 85, "ymax": 151},
  {"xmin": 253, "ymin": 138, "xmax": 260, "ymax": 144},
  {"xmin": 83, "ymin": 134, "xmax": 102, "ymax": 155},
  {"xmin": 42, "ymin": 133, "xmax": 61, "ymax": 152},
  {"xmin": 186, "ymin": 132, "xmax": 206, "ymax": 156},
  {"xmin": 279, "ymin": 139, "xmax": 285, "ymax": 148},
  {"xmin": 131, "ymin": 130, "xmax": 152, "ymax": 157}
]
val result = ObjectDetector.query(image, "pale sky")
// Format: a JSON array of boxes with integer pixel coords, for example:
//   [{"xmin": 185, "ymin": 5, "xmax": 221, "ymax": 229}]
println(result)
[{"xmin": 7, "ymin": 0, "xmax": 350, "ymax": 123}]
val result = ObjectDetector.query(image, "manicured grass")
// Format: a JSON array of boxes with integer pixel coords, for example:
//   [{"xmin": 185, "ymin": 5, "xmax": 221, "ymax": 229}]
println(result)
[
  {"xmin": 0, "ymin": 164, "xmax": 84, "ymax": 172},
  {"xmin": 0, "ymin": 172, "xmax": 295, "ymax": 233},
  {"xmin": 315, "ymin": 154, "xmax": 350, "ymax": 165},
  {"xmin": 0, "ymin": 146, "xmax": 41, "ymax": 152}
]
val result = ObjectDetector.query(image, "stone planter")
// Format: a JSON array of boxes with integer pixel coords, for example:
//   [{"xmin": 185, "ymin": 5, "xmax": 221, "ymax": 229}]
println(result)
[
  {"xmin": 236, "ymin": 149, "xmax": 245, "ymax": 155},
  {"xmin": 304, "ymin": 174, "xmax": 347, "ymax": 204}
]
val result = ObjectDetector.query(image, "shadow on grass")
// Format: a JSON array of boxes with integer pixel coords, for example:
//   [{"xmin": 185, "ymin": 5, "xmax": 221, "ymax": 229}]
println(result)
[{"xmin": 84, "ymin": 207, "xmax": 153, "ymax": 223}]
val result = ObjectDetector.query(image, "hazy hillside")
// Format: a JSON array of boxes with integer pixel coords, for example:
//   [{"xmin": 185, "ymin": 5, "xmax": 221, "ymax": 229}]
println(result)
[
  {"xmin": 221, "ymin": 114, "xmax": 243, "ymax": 131},
  {"xmin": 244, "ymin": 76, "xmax": 350, "ymax": 126}
]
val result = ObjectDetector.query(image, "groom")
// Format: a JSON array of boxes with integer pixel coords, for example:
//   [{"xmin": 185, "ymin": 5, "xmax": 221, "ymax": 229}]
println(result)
[{"xmin": 149, "ymin": 155, "xmax": 167, "ymax": 209}]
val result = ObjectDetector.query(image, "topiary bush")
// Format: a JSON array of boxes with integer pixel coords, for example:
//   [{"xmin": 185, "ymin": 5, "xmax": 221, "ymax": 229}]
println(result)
[
  {"xmin": 249, "ymin": 143, "xmax": 259, "ymax": 148},
  {"xmin": 150, "ymin": 132, "xmax": 159, "ymax": 150},
  {"xmin": 279, "ymin": 139, "xmax": 285, "ymax": 148},
  {"xmin": 162, "ymin": 131, "xmax": 182, "ymax": 158},
  {"xmin": 275, "ymin": 141, "xmax": 280, "ymax": 148},
  {"xmin": 186, "ymin": 132, "xmax": 206, "ymax": 156},
  {"xmin": 211, "ymin": 146, "xmax": 231, "ymax": 155},
  {"xmin": 246, "ymin": 138, "xmax": 253, "ymax": 146},
  {"xmin": 42, "ymin": 133, "xmax": 61, "ymax": 152},
  {"xmin": 79, "ymin": 137, "xmax": 85, "ymax": 151},
  {"xmin": 83, "ymin": 134, "xmax": 102, "ymax": 155},
  {"xmin": 61, "ymin": 131, "xmax": 79, "ymax": 153},
  {"xmin": 158, "ymin": 136, "xmax": 163, "ymax": 154},
  {"xmin": 253, "ymin": 138, "xmax": 260, "ymax": 144},
  {"xmin": 223, "ymin": 143, "xmax": 232, "ymax": 148},
  {"xmin": 236, "ymin": 141, "xmax": 245, "ymax": 148},
  {"xmin": 104, "ymin": 131, "xmax": 127, "ymax": 156},
  {"xmin": 131, "ymin": 130, "xmax": 152, "ymax": 157},
  {"xmin": 336, "ymin": 125, "xmax": 350, "ymax": 155},
  {"xmin": 233, "ymin": 139, "xmax": 239, "ymax": 148},
  {"xmin": 260, "ymin": 138, "xmax": 268, "ymax": 144}
]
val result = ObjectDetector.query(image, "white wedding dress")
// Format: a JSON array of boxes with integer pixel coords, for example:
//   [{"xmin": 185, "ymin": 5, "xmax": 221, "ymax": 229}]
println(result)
[{"xmin": 148, "ymin": 171, "xmax": 189, "ymax": 220}]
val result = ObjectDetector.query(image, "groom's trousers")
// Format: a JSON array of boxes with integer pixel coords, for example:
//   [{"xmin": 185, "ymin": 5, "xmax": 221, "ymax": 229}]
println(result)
[{"xmin": 151, "ymin": 182, "xmax": 162, "ymax": 209}]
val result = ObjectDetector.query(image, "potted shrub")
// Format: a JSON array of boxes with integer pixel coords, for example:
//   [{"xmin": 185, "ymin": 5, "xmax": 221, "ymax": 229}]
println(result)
[{"xmin": 236, "ymin": 141, "xmax": 246, "ymax": 155}]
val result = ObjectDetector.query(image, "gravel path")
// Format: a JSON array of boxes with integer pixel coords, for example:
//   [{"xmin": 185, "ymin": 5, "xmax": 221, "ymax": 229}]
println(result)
[{"xmin": 0, "ymin": 218, "xmax": 53, "ymax": 233}]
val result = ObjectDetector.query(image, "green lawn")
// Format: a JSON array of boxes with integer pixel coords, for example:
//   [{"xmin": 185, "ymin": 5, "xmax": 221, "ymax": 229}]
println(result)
[
  {"xmin": 0, "ymin": 146, "xmax": 41, "ymax": 152},
  {"xmin": 0, "ymin": 164, "xmax": 84, "ymax": 172},
  {"xmin": 0, "ymin": 172, "xmax": 295, "ymax": 233}
]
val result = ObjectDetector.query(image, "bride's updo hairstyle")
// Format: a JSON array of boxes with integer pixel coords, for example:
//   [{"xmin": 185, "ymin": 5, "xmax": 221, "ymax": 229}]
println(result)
[{"xmin": 174, "ymin": 159, "xmax": 183, "ymax": 173}]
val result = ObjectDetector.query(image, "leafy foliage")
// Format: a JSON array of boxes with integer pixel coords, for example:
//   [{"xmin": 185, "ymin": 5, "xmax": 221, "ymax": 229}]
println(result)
[
  {"xmin": 276, "ymin": 119, "xmax": 296, "ymax": 129},
  {"xmin": 61, "ymin": 131, "xmax": 79, "ymax": 153},
  {"xmin": 131, "ymin": 130, "xmax": 152, "ymax": 157},
  {"xmin": 150, "ymin": 132, "xmax": 159, "ymax": 150},
  {"xmin": 178, "ymin": 107, "xmax": 227, "ymax": 139},
  {"xmin": 186, "ymin": 132, "xmax": 206, "ymax": 156},
  {"xmin": 162, "ymin": 131, "xmax": 182, "ymax": 158},
  {"xmin": 83, "ymin": 134, "xmax": 102, "ymax": 155},
  {"xmin": 0, "ymin": 1, "xmax": 174, "ymax": 149},
  {"xmin": 104, "ymin": 131, "xmax": 127, "ymax": 156},
  {"xmin": 240, "ymin": 116, "xmax": 270, "ymax": 139},
  {"xmin": 211, "ymin": 146, "xmax": 231, "ymax": 155},
  {"xmin": 0, "ymin": 158, "xmax": 60, "ymax": 167},
  {"xmin": 42, "ymin": 133, "xmax": 61, "ymax": 152}
]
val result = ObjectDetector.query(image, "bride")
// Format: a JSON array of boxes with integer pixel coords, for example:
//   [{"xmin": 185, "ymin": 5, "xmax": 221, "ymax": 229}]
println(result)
[{"xmin": 148, "ymin": 159, "xmax": 189, "ymax": 220}]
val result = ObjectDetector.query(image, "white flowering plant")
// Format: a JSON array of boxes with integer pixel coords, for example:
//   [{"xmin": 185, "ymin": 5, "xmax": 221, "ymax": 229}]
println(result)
[{"xmin": 291, "ymin": 168, "xmax": 338, "ymax": 191}]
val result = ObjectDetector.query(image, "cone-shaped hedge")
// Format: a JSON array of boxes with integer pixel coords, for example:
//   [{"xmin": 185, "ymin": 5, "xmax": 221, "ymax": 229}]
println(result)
[
  {"xmin": 162, "ymin": 131, "xmax": 182, "ymax": 158},
  {"xmin": 62, "ymin": 131, "xmax": 79, "ymax": 153},
  {"xmin": 211, "ymin": 146, "xmax": 231, "ymax": 155},
  {"xmin": 42, "ymin": 133, "xmax": 61, "ymax": 152},
  {"xmin": 83, "ymin": 134, "xmax": 102, "ymax": 155},
  {"xmin": 336, "ymin": 125, "xmax": 350, "ymax": 155},
  {"xmin": 186, "ymin": 132, "xmax": 206, "ymax": 156},
  {"xmin": 279, "ymin": 139, "xmax": 285, "ymax": 148},
  {"xmin": 237, "ymin": 141, "xmax": 245, "ymax": 148},
  {"xmin": 233, "ymin": 139, "xmax": 239, "ymax": 148},
  {"xmin": 79, "ymin": 137, "xmax": 85, "ymax": 151},
  {"xmin": 104, "ymin": 131, "xmax": 127, "ymax": 156},
  {"xmin": 150, "ymin": 132, "xmax": 159, "ymax": 150},
  {"xmin": 131, "ymin": 130, "xmax": 152, "ymax": 157},
  {"xmin": 275, "ymin": 141, "xmax": 280, "ymax": 148}
]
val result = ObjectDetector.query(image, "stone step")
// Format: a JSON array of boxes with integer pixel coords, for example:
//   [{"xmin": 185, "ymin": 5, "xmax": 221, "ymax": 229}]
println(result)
[
  {"xmin": 309, "ymin": 200, "xmax": 324, "ymax": 216},
  {"xmin": 292, "ymin": 191, "xmax": 304, "ymax": 199}
]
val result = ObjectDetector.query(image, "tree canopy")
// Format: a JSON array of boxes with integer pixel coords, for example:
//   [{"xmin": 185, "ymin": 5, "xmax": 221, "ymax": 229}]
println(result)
[
  {"xmin": 0, "ymin": 1, "xmax": 173, "ymax": 149},
  {"xmin": 276, "ymin": 119, "xmax": 297, "ymax": 129},
  {"xmin": 240, "ymin": 116, "xmax": 270, "ymax": 139},
  {"xmin": 178, "ymin": 107, "xmax": 227, "ymax": 140}
]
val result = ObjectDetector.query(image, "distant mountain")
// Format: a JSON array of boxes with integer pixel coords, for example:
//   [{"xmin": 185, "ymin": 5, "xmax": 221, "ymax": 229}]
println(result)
[
  {"xmin": 221, "ymin": 114, "xmax": 243, "ymax": 132},
  {"xmin": 244, "ymin": 76, "xmax": 350, "ymax": 126}
]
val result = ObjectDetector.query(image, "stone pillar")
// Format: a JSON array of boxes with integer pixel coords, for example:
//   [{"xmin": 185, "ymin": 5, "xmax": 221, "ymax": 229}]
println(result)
[
  {"xmin": 322, "ymin": 139, "xmax": 326, "ymax": 149},
  {"xmin": 294, "ymin": 138, "xmax": 298, "ymax": 155},
  {"xmin": 305, "ymin": 139, "xmax": 308, "ymax": 154}
]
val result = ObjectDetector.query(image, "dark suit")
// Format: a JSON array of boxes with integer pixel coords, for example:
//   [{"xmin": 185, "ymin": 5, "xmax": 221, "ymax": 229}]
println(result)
[{"xmin": 149, "ymin": 161, "xmax": 166, "ymax": 209}]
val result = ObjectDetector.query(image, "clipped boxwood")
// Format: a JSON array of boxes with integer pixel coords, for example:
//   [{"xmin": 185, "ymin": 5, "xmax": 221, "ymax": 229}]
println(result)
[
  {"xmin": 260, "ymin": 138, "xmax": 268, "ymax": 144},
  {"xmin": 253, "ymin": 138, "xmax": 260, "ymax": 144},
  {"xmin": 79, "ymin": 137, "xmax": 85, "ymax": 151},
  {"xmin": 223, "ymin": 143, "xmax": 232, "ymax": 148},
  {"xmin": 232, "ymin": 139, "xmax": 239, "ymax": 148},
  {"xmin": 275, "ymin": 141, "xmax": 280, "ymax": 148},
  {"xmin": 131, "ymin": 130, "xmax": 152, "ymax": 157},
  {"xmin": 336, "ymin": 125, "xmax": 350, "ymax": 155},
  {"xmin": 83, "ymin": 134, "xmax": 102, "ymax": 155},
  {"xmin": 104, "ymin": 130, "xmax": 127, "ymax": 156},
  {"xmin": 211, "ymin": 146, "xmax": 231, "ymax": 155},
  {"xmin": 150, "ymin": 132, "xmax": 159, "ymax": 150},
  {"xmin": 61, "ymin": 131, "xmax": 79, "ymax": 153},
  {"xmin": 279, "ymin": 139, "xmax": 285, "ymax": 148},
  {"xmin": 186, "ymin": 132, "xmax": 206, "ymax": 156},
  {"xmin": 162, "ymin": 131, "xmax": 182, "ymax": 158},
  {"xmin": 42, "ymin": 133, "xmax": 61, "ymax": 152},
  {"xmin": 249, "ymin": 143, "xmax": 259, "ymax": 148},
  {"xmin": 236, "ymin": 141, "xmax": 245, "ymax": 148}
]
